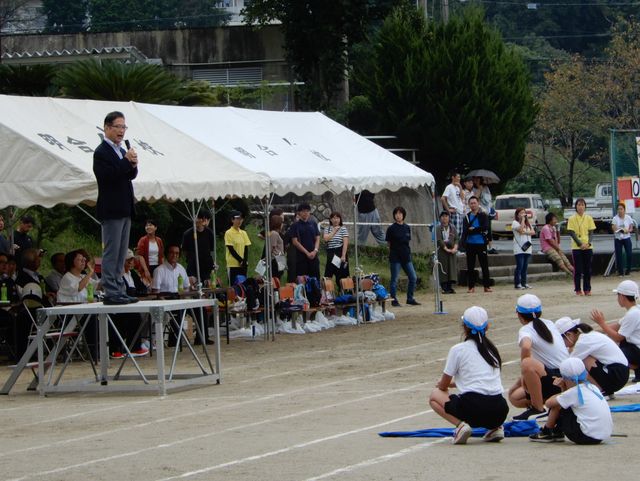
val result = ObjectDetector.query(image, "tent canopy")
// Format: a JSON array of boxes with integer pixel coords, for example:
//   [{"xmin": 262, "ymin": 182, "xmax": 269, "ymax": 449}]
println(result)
[{"xmin": 0, "ymin": 95, "xmax": 434, "ymax": 209}]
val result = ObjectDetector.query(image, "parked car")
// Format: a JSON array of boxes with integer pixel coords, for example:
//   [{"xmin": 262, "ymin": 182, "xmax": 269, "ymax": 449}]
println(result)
[{"xmin": 492, "ymin": 194, "xmax": 549, "ymax": 238}]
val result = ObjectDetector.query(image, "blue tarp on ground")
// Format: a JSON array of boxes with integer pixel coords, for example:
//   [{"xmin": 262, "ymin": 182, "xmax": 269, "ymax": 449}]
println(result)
[
  {"xmin": 610, "ymin": 403, "xmax": 640, "ymax": 413},
  {"xmin": 379, "ymin": 420, "xmax": 539, "ymax": 438}
]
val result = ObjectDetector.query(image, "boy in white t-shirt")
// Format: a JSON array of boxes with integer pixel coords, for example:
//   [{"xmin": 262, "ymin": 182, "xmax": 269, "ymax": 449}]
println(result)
[
  {"xmin": 441, "ymin": 171, "xmax": 465, "ymax": 239},
  {"xmin": 591, "ymin": 279, "xmax": 640, "ymax": 382},
  {"xmin": 530, "ymin": 358, "xmax": 612, "ymax": 444}
]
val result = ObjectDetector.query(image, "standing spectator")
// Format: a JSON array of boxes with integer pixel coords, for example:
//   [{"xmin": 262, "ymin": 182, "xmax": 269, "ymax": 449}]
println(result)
[
  {"xmin": 224, "ymin": 210, "xmax": 251, "ymax": 285},
  {"xmin": 0, "ymin": 214, "xmax": 11, "ymax": 254},
  {"xmin": 386, "ymin": 206, "xmax": 420, "ymax": 307},
  {"xmin": 267, "ymin": 212, "xmax": 285, "ymax": 280},
  {"xmin": 473, "ymin": 176, "xmax": 498, "ymax": 254},
  {"xmin": 13, "ymin": 215, "xmax": 35, "ymax": 265},
  {"xmin": 290, "ymin": 203, "xmax": 320, "ymax": 279},
  {"xmin": 182, "ymin": 210, "xmax": 215, "ymax": 284},
  {"xmin": 611, "ymin": 203, "xmax": 634, "ymax": 277},
  {"xmin": 323, "ymin": 211, "xmax": 349, "ymax": 285},
  {"xmin": 44, "ymin": 252, "xmax": 66, "ymax": 294},
  {"xmin": 355, "ymin": 190, "xmax": 386, "ymax": 245},
  {"xmin": 540, "ymin": 213, "xmax": 574, "ymax": 275},
  {"xmin": 436, "ymin": 211, "xmax": 458, "ymax": 294},
  {"xmin": 429, "ymin": 306, "xmax": 509, "ymax": 444},
  {"xmin": 461, "ymin": 176, "xmax": 474, "ymax": 214},
  {"xmin": 93, "ymin": 111, "xmax": 139, "ymax": 305},
  {"xmin": 567, "ymin": 198, "xmax": 596, "ymax": 296},
  {"xmin": 461, "ymin": 197, "xmax": 492, "ymax": 293},
  {"xmin": 591, "ymin": 280, "xmax": 640, "ymax": 384},
  {"xmin": 136, "ymin": 219, "xmax": 164, "ymax": 277},
  {"xmin": 512, "ymin": 207, "xmax": 535, "ymax": 290},
  {"xmin": 283, "ymin": 211, "xmax": 299, "ymax": 283},
  {"xmin": 442, "ymin": 171, "xmax": 465, "ymax": 239}
]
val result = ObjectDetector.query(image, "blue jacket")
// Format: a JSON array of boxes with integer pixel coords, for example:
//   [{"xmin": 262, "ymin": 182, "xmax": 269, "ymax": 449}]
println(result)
[{"xmin": 93, "ymin": 140, "xmax": 138, "ymax": 221}]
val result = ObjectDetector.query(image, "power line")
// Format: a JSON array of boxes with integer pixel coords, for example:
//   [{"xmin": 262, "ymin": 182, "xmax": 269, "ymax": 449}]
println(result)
[{"xmin": 463, "ymin": 1, "xmax": 640, "ymax": 6}]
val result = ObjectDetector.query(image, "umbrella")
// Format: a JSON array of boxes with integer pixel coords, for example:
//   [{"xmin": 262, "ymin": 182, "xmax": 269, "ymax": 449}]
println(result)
[{"xmin": 467, "ymin": 169, "xmax": 500, "ymax": 184}]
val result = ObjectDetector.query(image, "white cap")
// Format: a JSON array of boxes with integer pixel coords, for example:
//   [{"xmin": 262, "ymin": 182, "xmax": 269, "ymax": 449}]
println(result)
[
  {"xmin": 555, "ymin": 316, "xmax": 579, "ymax": 335},
  {"xmin": 613, "ymin": 280, "xmax": 639, "ymax": 298},
  {"xmin": 126, "ymin": 249, "xmax": 135, "ymax": 259},
  {"xmin": 560, "ymin": 357, "xmax": 586, "ymax": 379},
  {"xmin": 516, "ymin": 294, "xmax": 542, "ymax": 313},
  {"xmin": 462, "ymin": 306, "xmax": 488, "ymax": 327}
]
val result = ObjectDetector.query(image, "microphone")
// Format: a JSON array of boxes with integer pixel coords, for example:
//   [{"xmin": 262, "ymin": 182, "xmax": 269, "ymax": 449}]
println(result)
[{"xmin": 124, "ymin": 139, "xmax": 131, "ymax": 150}]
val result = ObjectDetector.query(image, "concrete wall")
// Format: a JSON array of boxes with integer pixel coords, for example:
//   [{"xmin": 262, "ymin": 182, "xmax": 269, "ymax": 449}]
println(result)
[{"xmin": 2, "ymin": 24, "xmax": 288, "ymax": 80}]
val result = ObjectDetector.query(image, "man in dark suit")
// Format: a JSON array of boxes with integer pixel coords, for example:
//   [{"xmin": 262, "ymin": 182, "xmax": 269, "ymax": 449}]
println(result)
[{"xmin": 93, "ymin": 111, "xmax": 139, "ymax": 305}]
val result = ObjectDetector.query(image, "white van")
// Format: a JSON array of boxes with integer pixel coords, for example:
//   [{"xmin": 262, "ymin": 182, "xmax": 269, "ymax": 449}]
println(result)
[{"xmin": 491, "ymin": 194, "xmax": 549, "ymax": 238}]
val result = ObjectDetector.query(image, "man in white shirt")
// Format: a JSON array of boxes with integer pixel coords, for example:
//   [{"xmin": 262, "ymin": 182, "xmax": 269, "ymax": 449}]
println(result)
[
  {"xmin": 152, "ymin": 245, "xmax": 192, "ymax": 294},
  {"xmin": 441, "ymin": 171, "xmax": 465, "ymax": 238}
]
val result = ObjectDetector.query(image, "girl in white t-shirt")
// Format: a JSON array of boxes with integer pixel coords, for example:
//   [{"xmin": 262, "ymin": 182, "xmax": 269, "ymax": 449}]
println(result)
[
  {"xmin": 429, "ymin": 306, "xmax": 509, "ymax": 445},
  {"xmin": 555, "ymin": 317, "xmax": 629, "ymax": 396},
  {"xmin": 530, "ymin": 358, "xmax": 612, "ymax": 444},
  {"xmin": 611, "ymin": 203, "xmax": 634, "ymax": 276},
  {"xmin": 508, "ymin": 294, "xmax": 569, "ymax": 420},
  {"xmin": 512, "ymin": 208, "xmax": 535, "ymax": 289}
]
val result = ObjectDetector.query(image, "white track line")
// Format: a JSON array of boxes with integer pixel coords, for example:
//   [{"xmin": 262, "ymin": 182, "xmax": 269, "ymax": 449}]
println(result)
[
  {"xmin": 304, "ymin": 439, "xmax": 448, "ymax": 481},
  {"xmin": 5, "ymin": 386, "xmax": 432, "ymax": 481},
  {"xmin": 152, "ymin": 409, "xmax": 438, "ymax": 481}
]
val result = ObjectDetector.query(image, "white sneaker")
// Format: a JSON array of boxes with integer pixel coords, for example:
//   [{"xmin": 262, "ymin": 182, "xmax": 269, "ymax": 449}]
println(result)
[
  {"xmin": 482, "ymin": 426, "xmax": 504, "ymax": 442},
  {"xmin": 515, "ymin": 284, "xmax": 524, "ymax": 290},
  {"xmin": 453, "ymin": 422, "xmax": 472, "ymax": 445},
  {"xmin": 524, "ymin": 284, "xmax": 533, "ymax": 289}
]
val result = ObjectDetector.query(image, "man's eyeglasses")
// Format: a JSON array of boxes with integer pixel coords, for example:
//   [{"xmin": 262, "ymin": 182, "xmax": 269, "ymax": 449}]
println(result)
[{"xmin": 109, "ymin": 124, "xmax": 128, "ymax": 131}]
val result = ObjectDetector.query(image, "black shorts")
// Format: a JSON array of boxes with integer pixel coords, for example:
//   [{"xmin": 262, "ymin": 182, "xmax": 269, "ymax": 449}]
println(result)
[
  {"xmin": 541, "ymin": 367, "xmax": 562, "ymax": 400},
  {"xmin": 589, "ymin": 361, "xmax": 629, "ymax": 396},
  {"xmin": 558, "ymin": 408, "xmax": 602, "ymax": 445},
  {"xmin": 620, "ymin": 340, "xmax": 640, "ymax": 367},
  {"xmin": 444, "ymin": 392, "xmax": 509, "ymax": 429}
]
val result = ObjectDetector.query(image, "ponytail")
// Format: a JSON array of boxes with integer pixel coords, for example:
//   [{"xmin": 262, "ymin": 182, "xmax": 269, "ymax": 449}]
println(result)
[
  {"xmin": 465, "ymin": 331, "xmax": 502, "ymax": 369},
  {"xmin": 575, "ymin": 323, "xmax": 593, "ymax": 333},
  {"xmin": 520, "ymin": 311, "xmax": 553, "ymax": 343}
]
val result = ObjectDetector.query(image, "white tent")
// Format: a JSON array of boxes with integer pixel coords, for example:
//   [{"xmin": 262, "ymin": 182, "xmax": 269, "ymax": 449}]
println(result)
[{"xmin": 0, "ymin": 95, "xmax": 434, "ymax": 209}]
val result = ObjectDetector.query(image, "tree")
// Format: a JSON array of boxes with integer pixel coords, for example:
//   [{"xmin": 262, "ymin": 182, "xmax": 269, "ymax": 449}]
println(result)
[
  {"xmin": 55, "ymin": 60, "xmax": 182, "ymax": 103},
  {"xmin": 596, "ymin": 17, "xmax": 640, "ymax": 129},
  {"xmin": 0, "ymin": 0, "xmax": 29, "ymax": 30},
  {"xmin": 243, "ymin": 0, "xmax": 401, "ymax": 110},
  {"xmin": 0, "ymin": 64, "xmax": 58, "ymax": 96},
  {"xmin": 354, "ymin": 5, "xmax": 537, "ymax": 188},
  {"xmin": 527, "ymin": 56, "xmax": 607, "ymax": 207},
  {"xmin": 40, "ymin": 0, "xmax": 88, "ymax": 33}
]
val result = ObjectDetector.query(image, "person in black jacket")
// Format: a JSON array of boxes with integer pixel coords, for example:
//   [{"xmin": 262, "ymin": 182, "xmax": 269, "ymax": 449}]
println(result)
[
  {"xmin": 93, "ymin": 111, "xmax": 139, "ymax": 305},
  {"xmin": 461, "ymin": 197, "xmax": 492, "ymax": 293}
]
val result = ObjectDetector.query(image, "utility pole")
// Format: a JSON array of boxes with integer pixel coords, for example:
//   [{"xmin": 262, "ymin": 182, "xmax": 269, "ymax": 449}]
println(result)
[{"xmin": 442, "ymin": 0, "xmax": 450, "ymax": 23}]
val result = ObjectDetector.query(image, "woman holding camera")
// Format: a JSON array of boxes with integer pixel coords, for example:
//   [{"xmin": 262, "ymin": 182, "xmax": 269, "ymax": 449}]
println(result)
[{"xmin": 512, "ymin": 207, "xmax": 535, "ymax": 290}]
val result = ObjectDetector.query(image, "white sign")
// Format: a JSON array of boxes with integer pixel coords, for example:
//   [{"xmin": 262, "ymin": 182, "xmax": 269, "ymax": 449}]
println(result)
[{"xmin": 633, "ymin": 177, "xmax": 640, "ymax": 198}]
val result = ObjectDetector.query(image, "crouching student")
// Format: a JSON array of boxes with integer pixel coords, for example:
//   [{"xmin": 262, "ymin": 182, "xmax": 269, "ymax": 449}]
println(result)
[
  {"xmin": 429, "ymin": 306, "xmax": 509, "ymax": 444},
  {"xmin": 555, "ymin": 316, "xmax": 628, "ymax": 396},
  {"xmin": 509, "ymin": 294, "xmax": 569, "ymax": 420},
  {"xmin": 591, "ymin": 280, "xmax": 640, "ymax": 383},
  {"xmin": 530, "ymin": 357, "xmax": 612, "ymax": 444}
]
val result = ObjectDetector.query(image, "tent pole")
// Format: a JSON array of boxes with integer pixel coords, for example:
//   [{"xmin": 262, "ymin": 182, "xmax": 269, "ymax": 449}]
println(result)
[
  {"xmin": 263, "ymin": 194, "xmax": 276, "ymax": 341},
  {"xmin": 352, "ymin": 189, "xmax": 362, "ymax": 324},
  {"xmin": 210, "ymin": 200, "xmax": 217, "ymax": 272}
]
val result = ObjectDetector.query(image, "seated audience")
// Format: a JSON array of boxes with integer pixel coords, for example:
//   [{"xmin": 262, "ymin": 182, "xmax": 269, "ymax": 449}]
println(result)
[
  {"xmin": 152, "ymin": 245, "xmax": 192, "ymax": 294},
  {"xmin": 44, "ymin": 252, "xmax": 66, "ymax": 294},
  {"xmin": 57, "ymin": 250, "xmax": 99, "ymax": 303}
]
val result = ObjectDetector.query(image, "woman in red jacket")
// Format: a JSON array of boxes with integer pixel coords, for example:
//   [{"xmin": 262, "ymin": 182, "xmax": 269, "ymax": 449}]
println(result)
[{"xmin": 136, "ymin": 219, "xmax": 164, "ymax": 279}]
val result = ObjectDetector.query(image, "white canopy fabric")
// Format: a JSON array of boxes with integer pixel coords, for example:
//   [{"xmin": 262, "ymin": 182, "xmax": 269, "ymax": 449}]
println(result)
[{"xmin": 0, "ymin": 95, "xmax": 434, "ymax": 209}]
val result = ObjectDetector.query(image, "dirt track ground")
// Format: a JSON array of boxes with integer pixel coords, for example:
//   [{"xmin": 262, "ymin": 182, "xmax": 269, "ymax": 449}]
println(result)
[{"xmin": 1, "ymin": 276, "xmax": 639, "ymax": 481}]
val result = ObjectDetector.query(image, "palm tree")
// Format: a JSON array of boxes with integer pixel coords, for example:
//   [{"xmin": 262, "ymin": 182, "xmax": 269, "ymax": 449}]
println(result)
[{"xmin": 55, "ymin": 59, "xmax": 182, "ymax": 103}]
